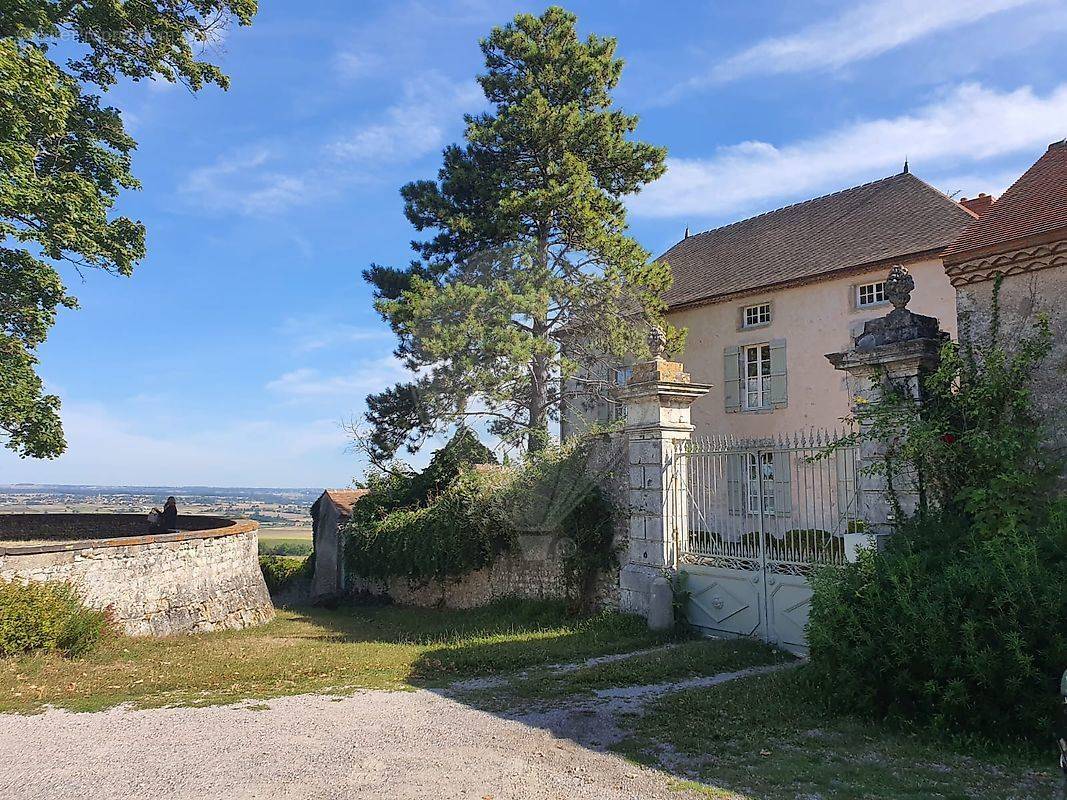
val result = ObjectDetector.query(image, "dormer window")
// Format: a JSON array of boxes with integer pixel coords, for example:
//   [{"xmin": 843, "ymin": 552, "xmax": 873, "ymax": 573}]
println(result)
[
  {"xmin": 857, "ymin": 281, "xmax": 887, "ymax": 307},
  {"xmin": 743, "ymin": 303, "xmax": 772, "ymax": 328}
]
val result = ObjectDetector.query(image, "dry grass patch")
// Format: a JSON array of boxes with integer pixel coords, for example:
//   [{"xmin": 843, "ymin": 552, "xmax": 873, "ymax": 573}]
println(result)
[{"xmin": 0, "ymin": 599, "xmax": 667, "ymax": 713}]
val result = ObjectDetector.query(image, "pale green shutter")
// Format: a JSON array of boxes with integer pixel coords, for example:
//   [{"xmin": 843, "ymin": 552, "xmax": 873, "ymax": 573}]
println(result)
[
  {"xmin": 724, "ymin": 346, "xmax": 741, "ymax": 413},
  {"xmin": 772, "ymin": 450, "xmax": 792, "ymax": 518},
  {"xmin": 726, "ymin": 452, "xmax": 744, "ymax": 516},
  {"xmin": 769, "ymin": 338, "xmax": 788, "ymax": 408}
]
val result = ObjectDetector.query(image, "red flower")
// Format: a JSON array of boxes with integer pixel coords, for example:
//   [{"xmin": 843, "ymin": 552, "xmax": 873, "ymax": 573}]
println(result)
[{"xmin": 941, "ymin": 433, "xmax": 957, "ymax": 444}]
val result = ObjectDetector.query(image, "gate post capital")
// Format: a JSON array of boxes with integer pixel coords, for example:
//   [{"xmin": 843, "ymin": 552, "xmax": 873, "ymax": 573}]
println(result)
[{"xmin": 617, "ymin": 356, "xmax": 711, "ymax": 618}]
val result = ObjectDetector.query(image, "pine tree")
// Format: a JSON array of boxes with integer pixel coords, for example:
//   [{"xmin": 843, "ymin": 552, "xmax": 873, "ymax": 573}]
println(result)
[{"xmin": 365, "ymin": 6, "xmax": 679, "ymax": 458}]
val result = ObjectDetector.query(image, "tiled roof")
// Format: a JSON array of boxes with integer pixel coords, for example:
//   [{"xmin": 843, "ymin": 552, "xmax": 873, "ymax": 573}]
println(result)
[
  {"xmin": 944, "ymin": 140, "xmax": 1067, "ymax": 259},
  {"xmin": 659, "ymin": 172, "xmax": 974, "ymax": 308},
  {"xmin": 319, "ymin": 489, "xmax": 368, "ymax": 517}
]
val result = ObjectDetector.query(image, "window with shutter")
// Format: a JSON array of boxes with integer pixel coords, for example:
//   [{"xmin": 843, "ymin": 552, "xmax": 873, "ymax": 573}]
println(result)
[
  {"xmin": 738, "ymin": 344, "xmax": 771, "ymax": 410},
  {"xmin": 744, "ymin": 452, "xmax": 776, "ymax": 515},
  {"xmin": 769, "ymin": 338, "xmax": 787, "ymax": 408},
  {"xmin": 723, "ymin": 346, "xmax": 741, "ymax": 413}
]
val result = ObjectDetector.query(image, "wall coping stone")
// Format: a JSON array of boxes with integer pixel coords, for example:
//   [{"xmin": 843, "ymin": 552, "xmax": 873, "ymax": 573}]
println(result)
[{"xmin": 0, "ymin": 518, "xmax": 258, "ymax": 556}]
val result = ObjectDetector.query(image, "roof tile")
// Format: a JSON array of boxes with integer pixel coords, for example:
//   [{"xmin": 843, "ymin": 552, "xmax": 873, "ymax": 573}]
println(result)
[
  {"xmin": 944, "ymin": 140, "xmax": 1067, "ymax": 258},
  {"xmin": 660, "ymin": 172, "xmax": 974, "ymax": 308}
]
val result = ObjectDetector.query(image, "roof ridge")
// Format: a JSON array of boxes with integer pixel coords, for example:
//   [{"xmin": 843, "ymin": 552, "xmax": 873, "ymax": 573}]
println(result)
[
  {"xmin": 681, "ymin": 172, "xmax": 907, "ymax": 242},
  {"xmin": 905, "ymin": 172, "xmax": 980, "ymax": 217}
]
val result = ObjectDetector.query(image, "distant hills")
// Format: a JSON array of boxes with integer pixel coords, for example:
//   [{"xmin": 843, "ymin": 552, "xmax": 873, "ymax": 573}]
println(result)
[{"xmin": 0, "ymin": 484, "xmax": 321, "ymax": 505}]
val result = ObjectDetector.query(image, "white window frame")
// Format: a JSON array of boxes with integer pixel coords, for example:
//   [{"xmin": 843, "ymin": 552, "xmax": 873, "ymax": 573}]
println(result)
[
  {"xmin": 857, "ymin": 281, "xmax": 887, "ymax": 308},
  {"xmin": 742, "ymin": 303, "xmax": 772, "ymax": 328},
  {"xmin": 744, "ymin": 452, "xmax": 776, "ymax": 515},
  {"xmin": 743, "ymin": 344, "xmax": 771, "ymax": 411}
]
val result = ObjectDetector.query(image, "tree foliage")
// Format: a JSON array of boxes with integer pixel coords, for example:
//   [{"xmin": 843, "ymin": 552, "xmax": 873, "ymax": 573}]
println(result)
[
  {"xmin": 808, "ymin": 283, "xmax": 1066, "ymax": 740},
  {"xmin": 364, "ymin": 6, "xmax": 677, "ymax": 459},
  {"xmin": 0, "ymin": 0, "xmax": 256, "ymax": 458}
]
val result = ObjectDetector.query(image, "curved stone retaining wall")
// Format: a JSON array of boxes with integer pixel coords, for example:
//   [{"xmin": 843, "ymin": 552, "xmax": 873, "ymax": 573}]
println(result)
[{"xmin": 0, "ymin": 514, "xmax": 274, "ymax": 636}]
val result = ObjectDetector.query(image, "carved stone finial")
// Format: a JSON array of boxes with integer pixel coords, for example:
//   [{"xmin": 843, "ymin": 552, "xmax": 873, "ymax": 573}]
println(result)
[
  {"xmin": 885, "ymin": 265, "xmax": 914, "ymax": 310},
  {"xmin": 648, "ymin": 324, "xmax": 667, "ymax": 358}
]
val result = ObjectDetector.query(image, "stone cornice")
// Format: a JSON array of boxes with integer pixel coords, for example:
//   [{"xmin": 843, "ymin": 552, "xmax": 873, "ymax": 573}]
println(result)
[
  {"xmin": 825, "ymin": 337, "xmax": 943, "ymax": 373},
  {"xmin": 0, "ymin": 518, "xmax": 258, "ymax": 556},
  {"xmin": 945, "ymin": 238, "xmax": 1067, "ymax": 288}
]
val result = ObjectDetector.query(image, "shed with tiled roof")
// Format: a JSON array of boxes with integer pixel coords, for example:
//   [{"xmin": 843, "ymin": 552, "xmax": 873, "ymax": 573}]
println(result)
[{"xmin": 308, "ymin": 488, "xmax": 369, "ymax": 602}]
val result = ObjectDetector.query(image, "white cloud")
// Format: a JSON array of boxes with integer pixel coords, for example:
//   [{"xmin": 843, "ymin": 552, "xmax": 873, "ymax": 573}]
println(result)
[
  {"xmin": 630, "ymin": 82, "xmax": 1067, "ymax": 219},
  {"xmin": 278, "ymin": 315, "xmax": 392, "ymax": 353},
  {"xmin": 328, "ymin": 74, "xmax": 482, "ymax": 164},
  {"xmin": 333, "ymin": 50, "xmax": 382, "ymax": 81},
  {"xmin": 179, "ymin": 147, "xmax": 313, "ymax": 215},
  {"xmin": 696, "ymin": 0, "xmax": 1039, "ymax": 88},
  {"xmin": 179, "ymin": 73, "xmax": 481, "ymax": 217},
  {"xmin": 266, "ymin": 357, "xmax": 410, "ymax": 400}
]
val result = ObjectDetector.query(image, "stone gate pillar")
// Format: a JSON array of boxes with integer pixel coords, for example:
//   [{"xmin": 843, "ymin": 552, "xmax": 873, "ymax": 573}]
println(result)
[
  {"xmin": 826, "ymin": 266, "xmax": 946, "ymax": 548},
  {"xmin": 615, "ymin": 333, "xmax": 710, "ymax": 616}
]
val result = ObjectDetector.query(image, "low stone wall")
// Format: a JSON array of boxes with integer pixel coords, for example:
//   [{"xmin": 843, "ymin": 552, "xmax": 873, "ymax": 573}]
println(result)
[
  {"xmin": 0, "ymin": 515, "xmax": 274, "ymax": 636},
  {"xmin": 350, "ymin": 532, "xmax": 619, "ymax": 611},
  {"xmin": 337, "ymin": 432, "xmax": 628, "ymax": 612}
]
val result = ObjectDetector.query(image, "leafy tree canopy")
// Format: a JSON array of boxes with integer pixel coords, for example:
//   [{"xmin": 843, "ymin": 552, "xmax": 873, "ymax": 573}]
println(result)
[
  {"xmin": 1, "ymin": 0, "xmax": 256, "ymax": 458},
  {"xmin": 363, "ymin": 6, "xmax": 679, "ymax": 460}
]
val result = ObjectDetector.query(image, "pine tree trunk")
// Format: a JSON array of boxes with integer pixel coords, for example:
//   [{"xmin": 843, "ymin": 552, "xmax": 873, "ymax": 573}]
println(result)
[
  {"xmin": 528, "ymin": 317, "xmax": 550, "ymax": 452},
  {"xmin": 527, "ymin": 233, "xmax": 551, "ymax": 452}
]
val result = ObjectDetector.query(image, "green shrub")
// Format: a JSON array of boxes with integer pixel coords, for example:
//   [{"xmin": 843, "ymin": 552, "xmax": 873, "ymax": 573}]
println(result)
[
  {"xmin": 809, "ymin": 281, "xmax": 1065, "ymax": 741},
  {"xmin": 498, "ymin": 436, "xmax": 620, "ymax": 613},
  {"xmin": 807, "ymin": 502, "xmax": 1067, "ymax": 741},
  {"xmin": 259, "ymin": 555, "xmax": 313, "ymax": 594},
  {"xmin": 346, "ymin": 468, "xmax": 514, "ymax": 582},
  {"xmin": 0, "ymin": 579, "xmax": 110, "ymax": 658}
]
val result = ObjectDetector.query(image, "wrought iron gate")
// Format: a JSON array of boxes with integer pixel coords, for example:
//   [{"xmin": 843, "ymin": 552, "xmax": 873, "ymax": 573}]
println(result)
[{"xmin": 670, "ymin": 431, "xmax": 861, "ymax": 655}]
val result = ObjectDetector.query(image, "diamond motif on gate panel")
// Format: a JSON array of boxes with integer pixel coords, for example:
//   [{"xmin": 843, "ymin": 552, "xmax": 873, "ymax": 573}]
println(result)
[
  {"xmin": 767, "ymin": 583, "xmax": 812, "ymax": 648},
  {"xmin": 690, "ymin": 579, "xmax": 752, "ymax": 626}
]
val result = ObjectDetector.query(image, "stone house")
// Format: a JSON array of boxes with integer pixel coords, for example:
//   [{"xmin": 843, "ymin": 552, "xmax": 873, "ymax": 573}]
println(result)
[
  {"xmin": 309, "ymin": 489, "xmax": 367, "ymax": 602},
  {"xmin": 562, "ymin": 169, "xmax": 980, "ymax": 441},
  {"xmin": 942, "ymin": 139, "xmax": 1067, "ymax": 467}
]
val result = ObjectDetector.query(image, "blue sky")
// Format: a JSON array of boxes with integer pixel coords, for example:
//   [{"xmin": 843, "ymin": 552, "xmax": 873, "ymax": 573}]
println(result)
[{"xmin": 3, "ymin": 0, "xmax": 1066, "ymax": 488}]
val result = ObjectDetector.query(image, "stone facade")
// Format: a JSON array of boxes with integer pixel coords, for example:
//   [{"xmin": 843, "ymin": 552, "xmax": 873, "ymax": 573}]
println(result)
[
  {"xmin": 0, "ymin": 518, "xmax": 274, "ymax": 636},
  {"xmin": 949, "ymin": 240, "xmax": 1067, "ymax": 469}
]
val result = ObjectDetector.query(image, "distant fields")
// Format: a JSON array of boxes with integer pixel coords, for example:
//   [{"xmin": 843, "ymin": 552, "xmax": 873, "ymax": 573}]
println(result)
[{"xmin": 258, "ymin": 526, "xmax": 312, "ymax": 556}]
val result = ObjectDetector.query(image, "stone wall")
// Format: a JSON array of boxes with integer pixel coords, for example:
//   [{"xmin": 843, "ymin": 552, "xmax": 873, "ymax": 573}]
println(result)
[
  {"xmin": 0, "ymin": 518, "xmax": 274, "ymax": 636},
  {"xmin": 345, "ymin": 433, "xmax": 628, "ymax": 611},
  {"xmin": 953, "ymin": 251, "xmax": 1067, "ymax": 470},
  {"xmin": 351, "ymin": 532, "xmax": 565, "ymax": 608}
]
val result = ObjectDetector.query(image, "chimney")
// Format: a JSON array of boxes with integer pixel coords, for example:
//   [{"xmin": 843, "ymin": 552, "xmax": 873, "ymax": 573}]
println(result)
[{"xmin": 959, "ymin": 192, "xmax": 994, "ymax": 217}]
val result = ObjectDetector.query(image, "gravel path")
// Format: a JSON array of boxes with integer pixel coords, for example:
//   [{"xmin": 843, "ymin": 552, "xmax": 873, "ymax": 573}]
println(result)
[{"xmin": 0, "ymin": 688, "xmax": 706, "ymax": 800}]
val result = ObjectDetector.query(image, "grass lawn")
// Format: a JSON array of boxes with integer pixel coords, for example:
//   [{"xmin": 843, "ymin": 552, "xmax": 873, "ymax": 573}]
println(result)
[
  {"xmin": 613, "ymin": 666, "xmax": 1057, "ymax": 800},
  {"xmin": 459, "ymin": 638, "xmax": 791, "ymax": 710},
  {"xmin": 0, "ymin": 599, "xmax": 671, "ymax": 714}
]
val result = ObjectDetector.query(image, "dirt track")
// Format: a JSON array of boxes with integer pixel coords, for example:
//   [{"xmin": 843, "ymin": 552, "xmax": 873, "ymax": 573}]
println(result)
[{"xmin": 0, "ymin": 687, "xmax": 705, "ymax": 800}]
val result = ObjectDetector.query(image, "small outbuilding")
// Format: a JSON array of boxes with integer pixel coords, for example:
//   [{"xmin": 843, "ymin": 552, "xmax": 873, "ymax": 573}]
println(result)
[{"xmin": 309, "ymin": 489, "xmax": 368, "ymax": 603}]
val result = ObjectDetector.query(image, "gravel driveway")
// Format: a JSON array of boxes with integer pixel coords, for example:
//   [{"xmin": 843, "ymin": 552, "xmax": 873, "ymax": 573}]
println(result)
[{"xmin": 0, "ymin": 688, "xmax": 702, "ymax": 800}]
